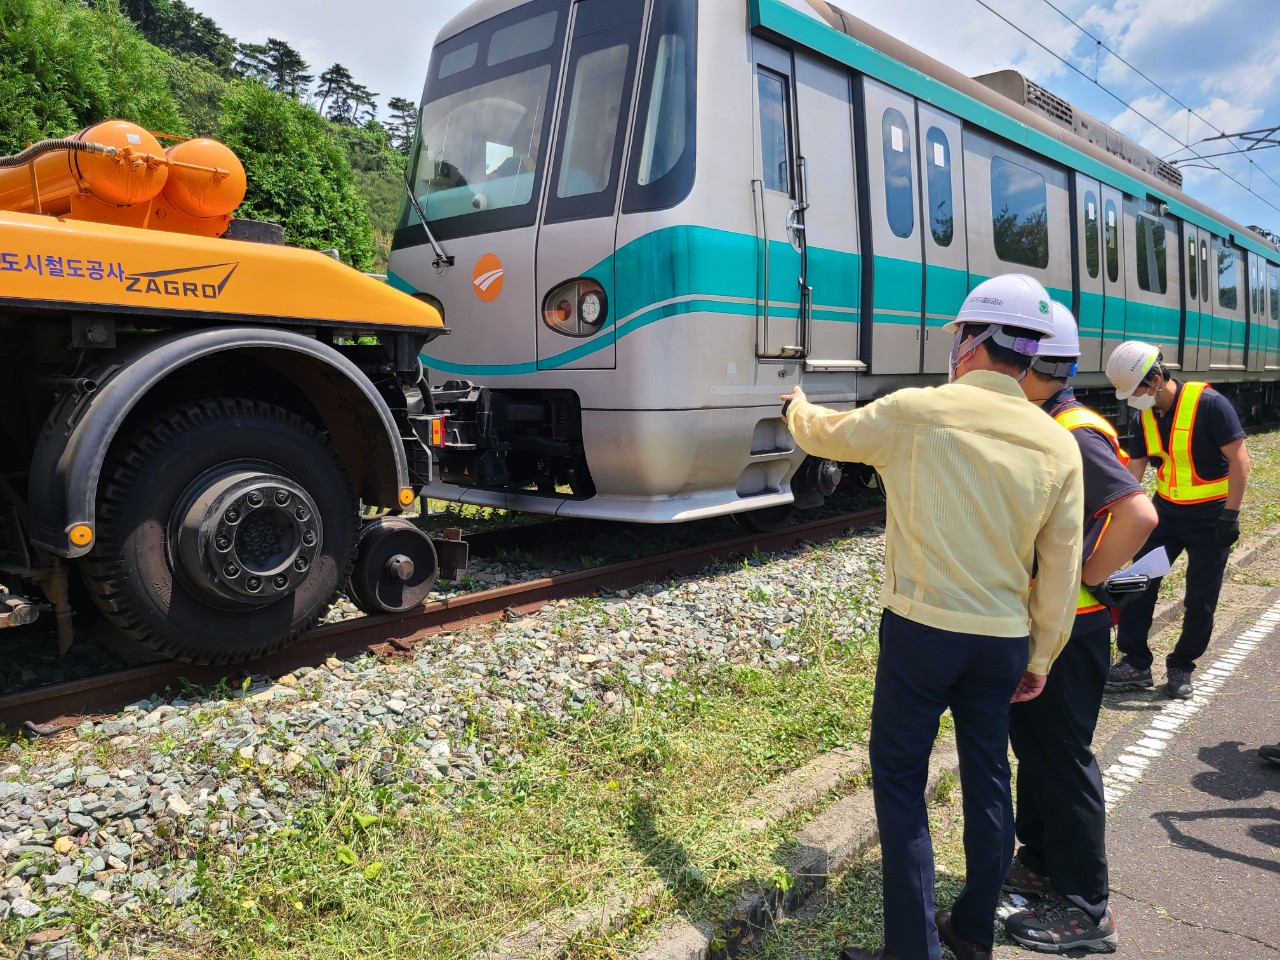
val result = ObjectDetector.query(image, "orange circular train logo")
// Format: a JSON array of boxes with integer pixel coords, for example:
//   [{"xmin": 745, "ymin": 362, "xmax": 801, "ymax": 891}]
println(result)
[{"xmin": 472, "ymin": 254, "xmax": 505, "ymax": 302}]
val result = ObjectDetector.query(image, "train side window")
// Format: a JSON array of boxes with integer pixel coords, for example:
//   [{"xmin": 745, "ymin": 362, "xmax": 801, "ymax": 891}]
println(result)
[
  {"xmin": 1135, "ymin": 215, "xmax": 1166, "ymax": 294},
  {"xmin": 1200, "ymin": 240, "xmax": 1209, "ymax": 301},
  {"xmin": 1219, "ymin": 248, "xmax": 1239, "ymax": 310},
  {"xmin": 1252, "ymin": 262, "xmax": 1260, "ymax": 314},
  {"xmin": 1084, "ymin": 191, "xmax": 1099, "ymax": 279},
  {"xmin": 1188, "ymin": 237, "xmax": 1197, "ymax": 300},
  {"xmin": 757, "ymin": 70, "xmax": 791, "ymax": 194},
  {"xmin": 882, "ymin": 108, "xmax": 914, "ymax": 239},
  {"xmin": 1271, "ymin": 269, "xmax": 1279, "ymax": 323},
  {"xmin": 991, "ymin": 156, "xmax": 1048, "ymax": 269},
  {"xmin": 624, "ymin": 0, "xmax": 697, "ymax": 213},
  {"xmin": 924, "ymin": 127, "xmax": 953, "ymax": 246},
  {"xmin": 1104, "ymin": 200, "xmax": 1118, "ymax": 283}
]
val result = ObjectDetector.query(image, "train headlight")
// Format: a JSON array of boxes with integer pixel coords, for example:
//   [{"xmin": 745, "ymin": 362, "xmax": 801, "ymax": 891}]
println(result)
[{"xmin": 542, "ymin": 278, "xmax": 608, "ymax": 337}]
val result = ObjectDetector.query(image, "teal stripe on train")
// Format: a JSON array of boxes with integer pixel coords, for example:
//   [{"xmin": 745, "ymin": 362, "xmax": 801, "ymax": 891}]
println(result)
[{"xmin": 416, "ymin": 226, "xmax": 862, "ymax": 375}]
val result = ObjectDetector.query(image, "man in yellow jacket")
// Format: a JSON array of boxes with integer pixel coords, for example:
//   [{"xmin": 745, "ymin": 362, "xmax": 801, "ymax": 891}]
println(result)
[{"xmin": 782, "ymin": 274, "xmax": 1083, "ymax": 960}]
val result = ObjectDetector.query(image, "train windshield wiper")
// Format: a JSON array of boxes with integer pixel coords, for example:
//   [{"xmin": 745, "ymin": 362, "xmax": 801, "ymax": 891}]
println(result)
[{"xmin": 403, "ymin": 177, "xmax": 455, "ymax": 269}]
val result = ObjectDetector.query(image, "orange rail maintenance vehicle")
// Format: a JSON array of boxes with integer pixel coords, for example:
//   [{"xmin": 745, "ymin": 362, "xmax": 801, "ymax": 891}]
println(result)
[{"xmin": 0, "ymin": 121, "xmax": 460, "ymax": 663}]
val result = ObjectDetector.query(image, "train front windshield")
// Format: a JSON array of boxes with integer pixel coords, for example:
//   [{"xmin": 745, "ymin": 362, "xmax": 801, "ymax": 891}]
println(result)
[{"xmin": 399, "ymin": 1, "xmax": 568, "ymax": 243}]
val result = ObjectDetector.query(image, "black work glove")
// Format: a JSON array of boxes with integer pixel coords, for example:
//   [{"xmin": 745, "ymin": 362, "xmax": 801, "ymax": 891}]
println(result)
[
  {"xmin": 1085, "ymin": 575, "xmax": 1149, "ymax": 609},
  {"xmin": 1215, "ymin": 508, "xmax": 1241, "ymax": 550}
]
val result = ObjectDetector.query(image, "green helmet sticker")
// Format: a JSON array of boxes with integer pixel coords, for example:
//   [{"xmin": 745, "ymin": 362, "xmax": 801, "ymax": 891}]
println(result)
[{"xmin": 1039, "ymin": 300, "xmax": 1050, "ymax": 315}]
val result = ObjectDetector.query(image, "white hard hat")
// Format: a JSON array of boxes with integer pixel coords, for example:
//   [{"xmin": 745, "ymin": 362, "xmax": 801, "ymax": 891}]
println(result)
[
  {"xmin": 1029, "ymin": 302, "xmax": 1080, "ymax": 378},
  {"xmin": 944, "ymin": 274, "xmax": 1056, "ymax": 340},
  {"xmin": 1106, "ymin": 341, "xmax": 1161, "ymax": 399}
]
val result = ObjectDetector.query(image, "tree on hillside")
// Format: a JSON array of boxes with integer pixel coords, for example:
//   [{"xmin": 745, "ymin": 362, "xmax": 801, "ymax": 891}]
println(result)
[
  {"xmin": 233, "ymin": 42, "xmax": 271, "ymax": 81},
  {"xmin": 387, "ymin": 97, "xmax": 418, "ymax": 154},
  {"xmin": 217, "ymin": 80, "xmax": 376, "ymax": 270},
  {"xmin": 315, "ymin": 63, "xmax": 354, "ymax": 117},
  {"xmin": 100, "ymin": 0, "xmax": 236, "ymax": 71},
  {"xmin": 263, "ymin": 38, "xmax": 313, "ymax": 100},
  {"xmin": 0, "ymin": 0, "xmax": 182, "ymax": 150}
]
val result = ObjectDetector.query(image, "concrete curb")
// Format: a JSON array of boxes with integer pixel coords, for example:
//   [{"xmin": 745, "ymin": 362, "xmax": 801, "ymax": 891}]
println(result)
[
  {"xmin": 487, "ymin": 749, "xmax": 873, "ymax": 960},
  {"xmin": 635, "ymin": 747, "xmax": 961, "ymax": 960}
]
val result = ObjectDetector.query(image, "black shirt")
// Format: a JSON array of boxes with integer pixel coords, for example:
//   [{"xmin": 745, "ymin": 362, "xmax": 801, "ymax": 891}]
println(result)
[
  {"xmin": 1124, "ymin": 383, "xmax": 1245, "ymax": 520},
  {"xmin": 1049, "ymin": 388, "xmax": 1145, "ymax": 636}
]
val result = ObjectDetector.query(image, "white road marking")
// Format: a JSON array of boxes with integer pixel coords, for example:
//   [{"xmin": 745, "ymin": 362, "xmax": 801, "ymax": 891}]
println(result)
[{"xmin": 1101, "ymin": 596, "xmax": 1280, "ymax": 812}]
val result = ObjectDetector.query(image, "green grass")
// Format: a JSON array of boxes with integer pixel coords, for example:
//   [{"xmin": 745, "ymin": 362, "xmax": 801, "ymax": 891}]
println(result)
[{"xmin": 42, "ymin": 567, "xmax": 882, "ymax": 959}]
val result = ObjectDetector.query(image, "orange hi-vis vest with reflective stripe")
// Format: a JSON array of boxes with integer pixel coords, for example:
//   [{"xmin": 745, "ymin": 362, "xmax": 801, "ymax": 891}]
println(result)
[
  {"xmin": 1140, "ymin": 381, "xmax": 1230, "ymax": 506},
  {"xmin": 1054, "ymin": 404, "xmax": 1128, "ymax": 616}
]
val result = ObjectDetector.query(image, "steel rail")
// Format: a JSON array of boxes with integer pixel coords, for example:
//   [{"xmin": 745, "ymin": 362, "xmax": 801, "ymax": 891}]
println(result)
[{"xmin": 0, "ymin": 508, "xmax": 885, "ymax": 733}]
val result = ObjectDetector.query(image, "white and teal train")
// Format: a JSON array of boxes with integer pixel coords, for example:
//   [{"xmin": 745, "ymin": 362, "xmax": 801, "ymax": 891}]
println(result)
[{"xmin": 389, "ymin": 0, "xmax": 1280, "ymax": 526}]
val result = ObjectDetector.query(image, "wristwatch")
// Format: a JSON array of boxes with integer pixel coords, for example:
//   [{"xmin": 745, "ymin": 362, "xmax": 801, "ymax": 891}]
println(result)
[{"xmin": 781, "ymin": 397, "xmax": 794, "ymax": 418}]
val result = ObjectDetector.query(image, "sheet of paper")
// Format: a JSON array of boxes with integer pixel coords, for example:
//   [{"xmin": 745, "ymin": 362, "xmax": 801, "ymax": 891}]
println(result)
[{"xmin": 1107, "ymin": 546, "xmax": 1171, "ymax": 582}]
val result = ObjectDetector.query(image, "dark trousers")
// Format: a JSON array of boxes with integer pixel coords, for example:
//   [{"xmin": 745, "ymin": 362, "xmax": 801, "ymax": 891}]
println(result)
[
  {"xmin": 870, "ymin": 610, "xmax": 1028, "ymax": 959},
  {"xmin": 1116, "ymin": 510, "xmax": 1230, "ymax": 673},
  {"xmin": 1009, "ymin": 624, "xmax": 1110, "ymax": 919}
]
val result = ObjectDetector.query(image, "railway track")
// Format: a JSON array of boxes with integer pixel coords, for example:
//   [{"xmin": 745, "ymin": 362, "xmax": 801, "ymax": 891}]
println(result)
[{"xmin": 0, "ymin": 507, "xmax": 886, "ymax": 734}]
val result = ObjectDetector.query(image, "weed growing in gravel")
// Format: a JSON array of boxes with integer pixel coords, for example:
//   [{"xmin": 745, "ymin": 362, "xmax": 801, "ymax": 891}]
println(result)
[{"xmin": 164, "ymin": 598, "xmax": 879, "ymax": 960}]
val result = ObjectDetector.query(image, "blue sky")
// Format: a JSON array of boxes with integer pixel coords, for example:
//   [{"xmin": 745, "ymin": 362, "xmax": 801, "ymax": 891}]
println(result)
[{"xmin": 186, "ymin": 0, "xmax": 1280, "ymax": 235}]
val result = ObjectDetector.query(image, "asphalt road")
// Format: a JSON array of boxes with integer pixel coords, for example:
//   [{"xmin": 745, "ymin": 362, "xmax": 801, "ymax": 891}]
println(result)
[{"xmin": 997, "ymin": 545, "xmax": 1280, "ymax": 958}]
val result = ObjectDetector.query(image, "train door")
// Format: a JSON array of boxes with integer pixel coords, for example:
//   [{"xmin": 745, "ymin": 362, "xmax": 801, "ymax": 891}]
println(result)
[
  {"xmin": 862, "ymin": 77, "xmax": 924, "ymax": 374},
  {"xmin": 917, "ymin": 105, "xmax": 967, "ymax": 374},
  {"xmin": 793, "ymin": 52, "xmax": 862, "ymax": 369},
  {"xmin": 1075, "ymin": 177, "xmax": 1104, "ymax": 372},
  {"xmin": 1269, "ymin": 265, "xmax": 1280, "ymax": 372},
  {"xmin": 1098, "ymin": 185, "xmax": 1126, "ymax": 364},
  {"xmin": 1182, "ymin": 224, "xmax": 1208, "ymax": 371},
  {"xmin": 1209, "ymin": 238, "xmax": 1245, "ymax": 370},
  {"xmin": 534, "ymin": 0, "xmax": 645, "ymax": 370},
  {"xmin": 752, "ymin": 40, "xmax": 805, "ymax": 359},
  {"xmin": 1249, "ymin": 253, "xmax": 1266, "ymax": 373}
]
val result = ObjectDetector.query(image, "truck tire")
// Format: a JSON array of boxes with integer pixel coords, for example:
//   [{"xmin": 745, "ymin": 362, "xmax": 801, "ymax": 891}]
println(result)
[{"xmin": 82, "ymin": 398, "xmax": 359, "ymax": 663}]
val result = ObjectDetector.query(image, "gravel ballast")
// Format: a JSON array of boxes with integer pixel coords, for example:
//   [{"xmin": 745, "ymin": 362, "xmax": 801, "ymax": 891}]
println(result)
[{"xmin": 0, "ymin": 525, "xmax": 886, "ymax": 957}]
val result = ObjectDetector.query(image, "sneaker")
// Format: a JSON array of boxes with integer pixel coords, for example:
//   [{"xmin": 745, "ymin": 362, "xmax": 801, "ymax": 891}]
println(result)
[
  {"xmin": 1005, "ymin": 897, "xmax": 1118, "ymax": 954},
  {"xmin": 1003, "ymin": 856, "xmax": 1054, "ymax": 896},
  {"xmin": 1259, "ymin": 744, "xmax": 1280, "ymax": 767},
  {"xmin": 1105, "ymin": 659, "xmax": 1152, "ymax": 689},
  {"xmin": 1165, "ymin": 667, "xmax": 1194, "ymax": 699}
]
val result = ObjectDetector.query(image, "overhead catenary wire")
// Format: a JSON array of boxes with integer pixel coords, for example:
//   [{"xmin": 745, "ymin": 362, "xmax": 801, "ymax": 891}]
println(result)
[
  {"xmin": 1030, "ymin": 0, "xmax": 1280, "ymax": 201},
  {"xmin": 961, "ymin": 0, "xmax": 1280, "ymax": 218}
]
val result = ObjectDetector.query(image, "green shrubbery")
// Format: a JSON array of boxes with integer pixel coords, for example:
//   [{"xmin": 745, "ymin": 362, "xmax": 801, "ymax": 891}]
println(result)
[{"xmin": 0, "ymin": 0, "xmax": 403, "ymax": 269}]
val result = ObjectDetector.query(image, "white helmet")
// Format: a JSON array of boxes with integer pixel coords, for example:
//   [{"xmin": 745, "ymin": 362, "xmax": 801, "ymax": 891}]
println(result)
[
  {"xmin": 944, "ymin": 274, "xmax": 1056, "ymax": 345},
  {"xmin": 1030, "ymin": 302, "xmax": 1080, "ymax": 378},
  {"xmin": 1106, "ymin": 341, "xmax": 1161, "ymax": 399}
]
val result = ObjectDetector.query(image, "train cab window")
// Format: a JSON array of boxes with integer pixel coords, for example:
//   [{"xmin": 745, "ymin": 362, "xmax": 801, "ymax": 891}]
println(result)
[
  {"xmin": 624, "ymin": 0, "xmax": 697, "ymax": 214},
  {"xmin": 1200, "ymin": 239, "xmax": 1209, "ymax": 301},
  {"xmin": 396, "ymin": 0, "xmax": 568, "ymax": 246},
  {"xmin": 1135, "ymin": 215, "xmax": 1167, "ymax": 294},
  {"xmin": 489, "ymin": 11, "xmax": 559, "ymax": 66},
  {"xmin": 438, "ymin": 43, "xmax": 479, "ymax": 80},
  {"xmin": 991, "ymin": 156, "xmax": 1048, "ymax": 269},
  {"xmin": 545, "ymin": 1, "xmax": 644, "ymax": 224},
  {"xmin": 1188, "ymin": 237, "xmax": 1197, "ymax": 300},
  {"xmin": 882, "ymin": 109, "xmax": 914, "ymax": 239},
  {"xmin": 1219, "ymin": 248, "xmax": 1239, "ymax": 310},
  {"xmin": 925, "ymin": 128, "xmax": 953, "ymax": 247},
  {"xmin": 1104, "ymin": 200, "xmax": 1118, "ymax": 283},
  {"xmin": 758, "ymin": 70, "xmax": 792, "ymax": 194},
  {"xmin": 1084, "ymin": 192, "xmax": 1099, "ymax": 279}
]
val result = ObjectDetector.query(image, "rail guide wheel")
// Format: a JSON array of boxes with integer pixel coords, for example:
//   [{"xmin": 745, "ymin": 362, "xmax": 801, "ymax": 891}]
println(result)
[{"xmin": 347, "ymin": 517, "xmax": 440, "ymax": 614}]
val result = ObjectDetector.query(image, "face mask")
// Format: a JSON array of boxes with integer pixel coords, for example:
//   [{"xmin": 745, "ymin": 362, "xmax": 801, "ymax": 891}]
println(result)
[
  {"xmin": 1127, "ymin": 392, "xmax": 1156, "ymax": 411},
  {"xmin": 948, "ymin": 326, "xmax": 995, "ymax": 382}
]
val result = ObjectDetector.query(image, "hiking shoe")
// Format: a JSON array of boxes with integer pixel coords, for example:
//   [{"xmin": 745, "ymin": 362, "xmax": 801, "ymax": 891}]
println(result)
[
  {"xmin": 1003, "ymin": 856, "xmax": 1054, "ymax": 896},
  {"xmin": 1259, "ymin": 743, "xmax": 1280, "ymax": 767},
  {"xmin": 1105, "ymin": 660, "xmax": 1152, "ymax": 689},
  {"xmin": 1005, "ymin": 897, "xmax": 1118, "ymax": 954},
  {"xmin": 1165, "ymin": 667, "xmax": 1193, "ymax": 699}
]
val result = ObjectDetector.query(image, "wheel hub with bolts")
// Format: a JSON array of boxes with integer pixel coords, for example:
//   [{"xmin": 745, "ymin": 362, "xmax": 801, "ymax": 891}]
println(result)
[{"xmin": 173, "ymin": 468, "xmax": 323, "ymax": 606}]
